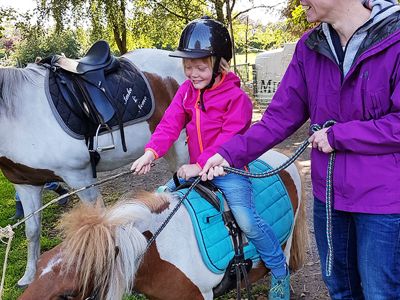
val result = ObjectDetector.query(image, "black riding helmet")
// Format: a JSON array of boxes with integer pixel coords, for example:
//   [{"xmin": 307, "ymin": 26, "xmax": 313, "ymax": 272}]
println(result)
[
  {"xmin": 170, "ymin": 17, "xmax": 232, "ymax": 111},
  {"xmin": 170, "ymin": 16, "xmax": 232, "ymax": 61}
]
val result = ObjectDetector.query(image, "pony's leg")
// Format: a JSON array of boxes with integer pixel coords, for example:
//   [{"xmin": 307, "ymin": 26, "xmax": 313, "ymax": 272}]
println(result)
[
  {"xmin": 62, "ymin": 171, "xmax": 100, "ymax": 203},
  {"xmin": 14, "ymin": 184, "xmax": 43, "ymax": 287}
]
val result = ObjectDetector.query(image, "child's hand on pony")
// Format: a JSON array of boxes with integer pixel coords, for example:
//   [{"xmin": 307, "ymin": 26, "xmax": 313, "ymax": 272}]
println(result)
[{"xmin": 177, "ymin": 164, "xmax": 202, "ymax": 180}]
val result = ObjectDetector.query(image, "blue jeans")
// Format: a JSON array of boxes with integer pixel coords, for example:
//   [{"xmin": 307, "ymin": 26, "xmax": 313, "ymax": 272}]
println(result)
[
  {"xmin": 314, "ymin": 198, "xmax": 400, "ymax": 300},
  {"xmin": 169, "ymin": 174, "xmax": 287, "ymax": 277},
  {"xmin": 15, "ymin": 182, "xmax": 60, "ymax": 201}
]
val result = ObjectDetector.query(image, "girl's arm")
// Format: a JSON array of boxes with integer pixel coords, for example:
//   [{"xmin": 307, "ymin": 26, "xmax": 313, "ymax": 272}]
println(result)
[{"xmin": 145, "ymin": 84, "xmax": 188, "ymax": 158}]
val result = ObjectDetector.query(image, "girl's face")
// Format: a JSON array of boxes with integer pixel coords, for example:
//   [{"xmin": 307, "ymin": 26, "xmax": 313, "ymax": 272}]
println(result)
[{"xmin": 183, "ymin": 58, "xmax": 213, "ymax": 90}]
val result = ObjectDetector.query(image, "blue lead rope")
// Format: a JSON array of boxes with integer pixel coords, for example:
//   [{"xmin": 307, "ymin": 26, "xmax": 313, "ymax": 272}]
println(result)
[
  {"xmin": 224, "ymin": 120, "xmax": 336, "ymax": 277},
  {"xmin": 310, "ymin": 120, "xmax": 336, "ymax": 277}
]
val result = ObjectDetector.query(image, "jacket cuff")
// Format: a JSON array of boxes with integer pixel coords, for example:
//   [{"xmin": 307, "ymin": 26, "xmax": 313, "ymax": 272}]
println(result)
[
  {"xmin": 326, "ymin": 127, "xmax": 336, "ymax": 150},
  {"xmin": 217, "ymin": 148, "xmax": 234, "ymax": 167},
  {"xmin": 145, "ymin": 148, "xmax": 159, "ymax": 160}
]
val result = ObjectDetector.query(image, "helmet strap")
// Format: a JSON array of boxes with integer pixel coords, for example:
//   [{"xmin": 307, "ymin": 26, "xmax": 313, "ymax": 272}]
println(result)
[{"xmin": 199, "ymin": 57, "xmax": 222, "ymax": 112}]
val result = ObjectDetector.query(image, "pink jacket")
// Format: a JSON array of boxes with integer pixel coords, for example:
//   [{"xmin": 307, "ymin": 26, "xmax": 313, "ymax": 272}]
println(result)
[{"xmin": 145, "ymin": 71, "xmax": 252, "ymax": 167}]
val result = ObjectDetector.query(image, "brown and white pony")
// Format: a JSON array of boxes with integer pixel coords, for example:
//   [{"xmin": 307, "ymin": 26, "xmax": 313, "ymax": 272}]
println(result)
[
  {"xmin": 0, "ymin": 49, "xmax": 188, "ymax": 287},
  {"xmin": 19, "ymin": 150, "xmax": 307, "ymax": 300}
]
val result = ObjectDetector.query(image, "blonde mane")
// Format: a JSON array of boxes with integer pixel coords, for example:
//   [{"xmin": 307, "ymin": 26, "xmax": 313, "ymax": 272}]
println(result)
[{"xmin": 59, "ymin": 192, "xmax": 171, "ymax": 300}]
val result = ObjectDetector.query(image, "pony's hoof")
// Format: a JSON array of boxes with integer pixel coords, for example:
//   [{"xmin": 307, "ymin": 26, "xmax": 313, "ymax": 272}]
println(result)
[
  {"xmin": 58, "ymin": 196, "xmax": 70, "ymax": 206},
  {"xmin": 16, "ymin": 283, "xmax": 28, "ymax": 289}
]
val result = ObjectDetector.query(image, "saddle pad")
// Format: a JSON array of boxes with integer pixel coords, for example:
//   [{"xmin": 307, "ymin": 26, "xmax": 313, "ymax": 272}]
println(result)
[
  {"xmin": 45, "ymin": 58, "xmax": 154, "ymax": 139},
  {"xmin": 175, "ymin": 159, "xmax": 294, "ymax": 274}
]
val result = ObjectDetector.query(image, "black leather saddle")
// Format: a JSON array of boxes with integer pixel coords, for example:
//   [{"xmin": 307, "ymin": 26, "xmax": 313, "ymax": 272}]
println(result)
[{"xmin": 40, "ymin": 40, "xmax": 120, "ymax": 125}]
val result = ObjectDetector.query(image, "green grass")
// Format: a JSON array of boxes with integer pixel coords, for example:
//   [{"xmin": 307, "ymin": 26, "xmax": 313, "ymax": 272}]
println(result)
[
  {"xmin": 0, "ymin": 172, "xmax": 64, "ymax": 299},
  {"xmin": 235, "ymin": 52, "xmax": 258, "ymax": 65}
]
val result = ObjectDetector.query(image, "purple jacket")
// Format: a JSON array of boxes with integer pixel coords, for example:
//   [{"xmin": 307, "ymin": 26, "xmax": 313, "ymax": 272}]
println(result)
[{"xmin": 219, "ymin": 13, "xmax": 400, "ymax": 213}]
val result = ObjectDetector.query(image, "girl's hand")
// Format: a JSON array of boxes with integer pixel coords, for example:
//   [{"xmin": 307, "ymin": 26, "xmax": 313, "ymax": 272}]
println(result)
[
  {"xmin": 177, "ymin": 164, "xmax": 202, "ymax": 180},
  {"xmin": 308, "ymin": 128, "xmax": 334, "ymax": 153},
  {"xmin": 199, "ymin": 153, "xmax": 229, "ymax": 181},
  {"xmin": 131, "ymin": 151, "xmax": 155, "ymax": 175}
]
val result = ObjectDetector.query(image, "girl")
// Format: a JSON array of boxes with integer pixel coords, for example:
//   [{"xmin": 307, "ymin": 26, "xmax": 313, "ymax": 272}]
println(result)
[{"xmin": 131, "ymin": 16, "xmax": 290, "ymax": 300}]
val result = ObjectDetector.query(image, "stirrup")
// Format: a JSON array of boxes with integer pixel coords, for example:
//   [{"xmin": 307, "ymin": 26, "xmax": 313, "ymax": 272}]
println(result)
[{"xmin": 93, "ymin": 124, "xmax": 115, "ymax": 152}]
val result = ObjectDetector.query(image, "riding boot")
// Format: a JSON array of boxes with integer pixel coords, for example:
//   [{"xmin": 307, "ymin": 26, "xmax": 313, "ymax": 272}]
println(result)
[
  {"xmin": 10, "ymin": 200, "xmax": 24, "ymax": 220},
  {"xmin": 269, "ymin": 268, "xmax": 290, "ymax": 300},
  {"xmin": 54, "ymin": 185, "xmax": 70, "ymax": 206}
]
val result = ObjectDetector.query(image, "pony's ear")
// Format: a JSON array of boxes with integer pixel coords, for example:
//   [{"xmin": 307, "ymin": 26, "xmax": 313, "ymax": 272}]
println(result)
[{"xmin": 133, "ymin": 191, "xmax": 171, "ymax": 214}]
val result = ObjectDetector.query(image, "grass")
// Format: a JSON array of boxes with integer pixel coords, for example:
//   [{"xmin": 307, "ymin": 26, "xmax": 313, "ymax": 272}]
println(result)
[
  {"xmin": 235, "ymin": 52, "xmax": 258, "ymax": 65},
  {"xmin": 0, "ymin": 172, "xmax": 64, "ymax": 299}
]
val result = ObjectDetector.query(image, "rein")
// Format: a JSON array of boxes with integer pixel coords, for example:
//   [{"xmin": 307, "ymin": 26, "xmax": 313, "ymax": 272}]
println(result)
[{"xmin": 223, "ymin": 121, "xmax": 336, "ymax": 278}]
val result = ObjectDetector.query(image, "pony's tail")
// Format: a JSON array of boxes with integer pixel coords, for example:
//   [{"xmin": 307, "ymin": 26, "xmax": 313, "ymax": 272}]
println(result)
[
  {"xmin": 59, "ymin": 193, "xmax": 170, "ymax": 300},
  {"xmin": 288, "ymin": 176, "xmax": 308, "ymax": 271}
]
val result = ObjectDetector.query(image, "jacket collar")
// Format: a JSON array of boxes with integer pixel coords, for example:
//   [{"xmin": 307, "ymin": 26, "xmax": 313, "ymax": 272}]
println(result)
[{"xmin": 306, "ymin": 11, "xmax": 400, "ymax": 64}]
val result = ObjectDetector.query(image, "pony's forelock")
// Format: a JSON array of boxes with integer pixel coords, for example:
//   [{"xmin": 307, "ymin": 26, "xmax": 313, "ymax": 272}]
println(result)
[{"xmin": 59, "ymin": 197, "xmax": 156, "ymax": 300}]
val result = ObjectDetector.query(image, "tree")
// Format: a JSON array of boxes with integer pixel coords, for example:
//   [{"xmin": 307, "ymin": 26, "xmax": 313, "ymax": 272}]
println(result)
[{"xmin": 38, "ymin": 0, "xmax": 128, "ymax": 54}]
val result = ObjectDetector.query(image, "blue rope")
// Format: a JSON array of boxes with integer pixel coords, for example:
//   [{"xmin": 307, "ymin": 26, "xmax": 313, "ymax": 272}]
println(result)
[
  {"xmin": 223, "ymin": 120, "xmax": 337, "ymax": 277},
  {"xmin": 310, "ymin": 120, "xmax": 336, "ymax": 277}
]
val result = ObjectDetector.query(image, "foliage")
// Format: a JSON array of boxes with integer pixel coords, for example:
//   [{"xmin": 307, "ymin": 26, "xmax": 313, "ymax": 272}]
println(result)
[
  {"xmin": 13, "ymin": 25, "xmax": 82, "ymax": 66},
  {"xmin": 38, "ymin": 0, "xmax": 129, "ymax": 54},
  {"xmin": 281, "ymin": 0, "xmax": 318, "ymax": 36}
]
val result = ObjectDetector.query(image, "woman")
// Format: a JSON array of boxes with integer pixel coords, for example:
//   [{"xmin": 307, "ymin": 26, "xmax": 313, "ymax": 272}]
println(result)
[{"xmin": 200, "ymin": 0, "xmax": 400, "ymax": 298}]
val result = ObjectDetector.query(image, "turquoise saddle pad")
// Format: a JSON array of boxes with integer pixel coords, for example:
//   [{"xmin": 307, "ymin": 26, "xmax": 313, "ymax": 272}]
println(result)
[{"xmin": 174, "ymin": 159, "xmax": 294, "ymax": 274}]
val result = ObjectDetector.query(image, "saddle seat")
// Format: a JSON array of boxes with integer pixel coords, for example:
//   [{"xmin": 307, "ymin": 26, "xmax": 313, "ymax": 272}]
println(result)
[{"xmin": 53, "ymin": 40, "xmax": 118, "ymax": 74}]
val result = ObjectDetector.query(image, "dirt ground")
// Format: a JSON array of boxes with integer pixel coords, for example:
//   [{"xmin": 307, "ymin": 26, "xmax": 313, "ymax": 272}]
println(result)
[{"xmin": 97, "ymin": 116, "xmax": 330, "ymax": 300}]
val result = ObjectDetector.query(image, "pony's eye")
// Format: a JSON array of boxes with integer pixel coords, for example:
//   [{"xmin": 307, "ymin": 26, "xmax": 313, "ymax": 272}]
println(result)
[{"xmin": 58, "ymin": 293, "xmax": 77, "ymax": 300}]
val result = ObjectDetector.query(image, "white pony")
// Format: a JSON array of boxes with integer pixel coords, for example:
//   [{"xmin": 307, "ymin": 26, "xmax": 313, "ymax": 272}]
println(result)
[
  {"xmin": 20, "ymin": 150, "xmax": 307, "ymax": 300},
  {"xmin": 0, "ymin": 49, "xmax": 188, "ymax": 286}
]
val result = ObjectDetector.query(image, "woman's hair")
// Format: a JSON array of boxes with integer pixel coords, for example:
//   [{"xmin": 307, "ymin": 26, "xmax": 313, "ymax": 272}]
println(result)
[{"xmin": 183, "ymin": 56, "xmax": 230, "ymax": 73}]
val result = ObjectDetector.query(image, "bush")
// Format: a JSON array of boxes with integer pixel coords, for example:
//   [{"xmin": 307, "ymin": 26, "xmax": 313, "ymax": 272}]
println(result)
[{"xmin": 13, "ymin": 27, "xmax": 82, "ymax": 66}]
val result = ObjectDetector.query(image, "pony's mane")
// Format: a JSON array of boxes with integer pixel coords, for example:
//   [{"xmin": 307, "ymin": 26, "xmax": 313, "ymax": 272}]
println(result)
[
  {"xmin": 59, "ymin": 192, "xmax": 171, "ymax": 300},
  {"xmin": 0, "ymin": 64, "xmax": 46, "ymax": 114}
]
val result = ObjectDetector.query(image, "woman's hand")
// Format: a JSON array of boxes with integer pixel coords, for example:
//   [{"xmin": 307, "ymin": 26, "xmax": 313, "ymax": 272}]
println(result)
[
  {"xmin": 199, "ymin": 153, "xmax": 229, "ymax": 181},
  {"xmin": 177, "ymin": 164, "xmax": 202, "ymax": 180},
  {"xmin": 130, "ymin": 151, "xmax": 155, "ymax": 175},
  {"xmin": 309, "ymin": 128, "xmax": 334, "ymax": 153}
]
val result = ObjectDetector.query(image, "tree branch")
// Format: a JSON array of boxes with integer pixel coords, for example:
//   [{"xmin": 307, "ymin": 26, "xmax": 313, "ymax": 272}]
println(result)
[{"xmin": 233, "ymin": 4, "xmax": 280, "ymax": 20}]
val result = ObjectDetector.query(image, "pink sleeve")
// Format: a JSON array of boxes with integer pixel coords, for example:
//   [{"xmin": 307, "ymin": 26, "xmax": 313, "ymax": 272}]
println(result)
[{"xmin": 145, "ymin": 84, "xmax": 188, "ymax": 158}]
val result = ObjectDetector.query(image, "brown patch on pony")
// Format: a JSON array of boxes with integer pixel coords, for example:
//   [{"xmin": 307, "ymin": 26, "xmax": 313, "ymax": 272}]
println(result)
[
  {"xmin": 0, "ymin": 156, "xmax": 62, "ymax": 185},
  {"xmin": 143, "ymin": 72, "xmax": 179, "ymax": 133},
  {"xmin": 134, "ymin": 191, "xmax": 171, "ymax": 214},
  {"xmin": 19, "ymin": 245, "xmax": 81, "ymax": 300},
  {"xmin": 279, "ymin": 168, "xmax": 308, "ymax": 271},
  {"xmin": 245, "ymin": 263, "xmax": 268, "ymax": 286},
  {"xmin": 135, "ymin": 232, "xmax": 204, "ymax": 300}
]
